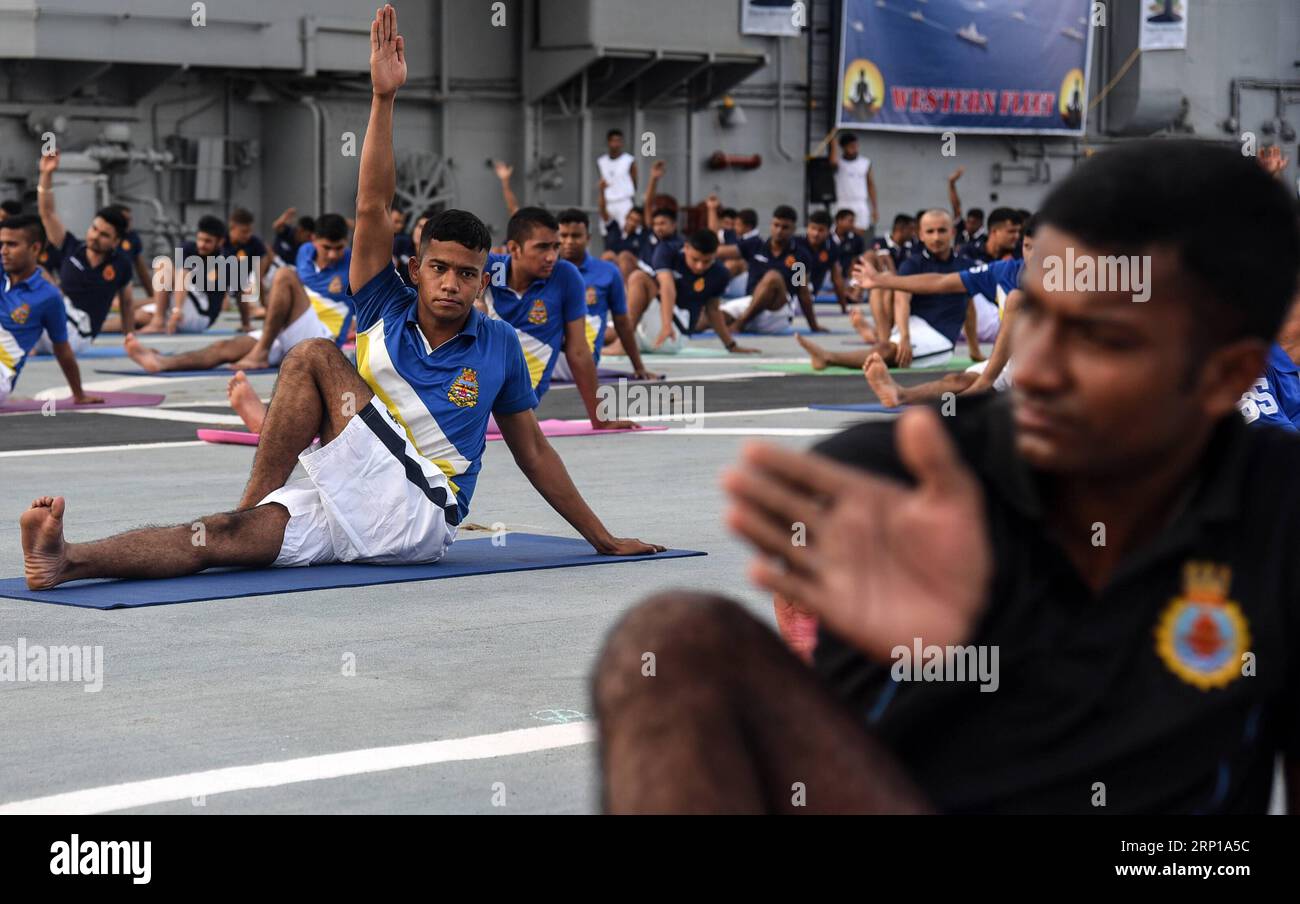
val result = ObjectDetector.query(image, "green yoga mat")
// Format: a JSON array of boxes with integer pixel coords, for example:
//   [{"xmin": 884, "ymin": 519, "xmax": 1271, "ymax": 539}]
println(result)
[{"xmin": 756, "ymin": 357, "xmax": 977, "ymax": 376}]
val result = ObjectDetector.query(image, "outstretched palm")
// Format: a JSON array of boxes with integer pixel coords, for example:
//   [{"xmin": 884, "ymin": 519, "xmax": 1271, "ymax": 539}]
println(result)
[{"xmin": 370, "ymin": 4, "xmax": 407, "ymax": 97}]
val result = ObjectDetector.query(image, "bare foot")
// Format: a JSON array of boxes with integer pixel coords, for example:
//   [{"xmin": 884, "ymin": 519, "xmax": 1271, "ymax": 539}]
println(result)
[
  {"xmin": 863, "ymin": 352, "xmax": 903, "ymax": 407},
  {"xmin": 227, "ymin": 352, "xmax": 271, "ymax": 372},
  {"xmin": 227, "ymin": 371, "xmax": 268, "ymax": 432},
  {"xmin": 123, "ymin": 333, "xmax": 165, "ymax": 372},
  {"xmin": 796, "ymin": 333, "xmax": 829, "ymax": 371},
  {"xmin": 848, "ymin": 306, "xmax": 876, "ymax": 342},
  {"xmin": 21, "ymin": 497, "xmax": 71, "ymax": 590}
]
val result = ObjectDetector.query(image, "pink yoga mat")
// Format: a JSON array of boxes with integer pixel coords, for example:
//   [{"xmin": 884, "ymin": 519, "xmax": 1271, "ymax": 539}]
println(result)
[
  {"xmin": 197, "ymin": 419, "xmax": 666, "ymax": 446},
  {"xmin": 0, "ymin": 391, "xmax": 165, "ymax": 414}
]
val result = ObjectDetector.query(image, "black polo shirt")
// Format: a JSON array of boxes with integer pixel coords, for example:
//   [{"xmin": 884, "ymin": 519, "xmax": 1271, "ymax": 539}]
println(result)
[
  {"xmin": 813, "ymin": 393, "xmax": 1299, "ymax": 814},
  {"xmin": 58, "ymin": 233, "xmax": 134, "ymax": 337}
]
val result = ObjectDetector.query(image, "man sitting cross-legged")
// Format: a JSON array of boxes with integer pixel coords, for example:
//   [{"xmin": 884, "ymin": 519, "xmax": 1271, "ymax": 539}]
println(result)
[
  {"xmin": 854, "ymin": 215, "xmax": 1037, "ymax": 408},
  {"xmin": 20, "ymin": 4, "xmax": 660, "ymax": 591},
  {"xmin": 122, "ymin": 214, "xmax": 352, "ymax": 373}
]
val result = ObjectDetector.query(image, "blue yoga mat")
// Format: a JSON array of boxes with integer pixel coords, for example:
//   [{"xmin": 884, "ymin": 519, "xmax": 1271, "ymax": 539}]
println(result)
[
  {"xmin": 0, "ymin": 533, "xmax": 705, "ymax": 609},
  {"xmin": 694, "ymin": 328, "xmax": 850, "ymax": 338},
  {"xmin": 809, "ymin": 403, "xmax": 906, "ymax": 413},
  {"xmin": 95, "ymin": 366, "xmax": 278, "ymax": 378}
]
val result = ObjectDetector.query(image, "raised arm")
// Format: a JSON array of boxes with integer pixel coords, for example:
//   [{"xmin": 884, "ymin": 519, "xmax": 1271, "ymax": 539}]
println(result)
[
  {"xmin": 36, "ymin": 152, "xmax": 67, "ymax": 251},
  {"xmin": 705, "ymin": 194, "xmax": 720, "ymax": 233},
  {"xmin": 947, "ymin": 167, "xmax": 964, "ymax": 222},
  {"xmin": 643, "ymin": 160, "xmax": 665, "ymax": 215},
  {"xmin": 271, "ymin": 207, "xmax": 297, "ymax": 232},
  {"xmin": 351, "ymin": 4, "xmax": 408, "ymax": 293},
  {"xmin": 494, "ymin": 161, "xmax": 519, "ymax": 217}
]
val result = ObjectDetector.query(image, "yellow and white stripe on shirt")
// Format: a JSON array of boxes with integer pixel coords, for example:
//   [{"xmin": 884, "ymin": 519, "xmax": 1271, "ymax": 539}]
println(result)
[
  {"xmin": 0, "ymin": 324, "xmax": 24, "ymax": 387},
  {"xmin": 306, "ymin": 288, "xmax": 351, "ymax": 342},
  {"xmin": 354, "ymin": 321, "xmax": 468, "ymax": 493},
  {"xmin": 482, "ymin": 287, "xmax": 553, "ymax": 389}
]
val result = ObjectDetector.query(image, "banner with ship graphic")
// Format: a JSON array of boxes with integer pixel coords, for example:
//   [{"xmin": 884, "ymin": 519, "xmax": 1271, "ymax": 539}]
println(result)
[{"xmin": 837, "ymin": 0, "xmax": 1094, "ymax": 135}]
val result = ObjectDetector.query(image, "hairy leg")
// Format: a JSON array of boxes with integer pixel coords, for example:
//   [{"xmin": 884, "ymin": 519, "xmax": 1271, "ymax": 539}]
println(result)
[
  {"xmin": 124, "ymin": 333, "xmax": 257, "ymax": 373},
  {"xmin": 232, "ymin": 267, "xmax": 311, "ymax": 369},
  {"xmin": 593, "ymin": 592, "xmax": 931, "ymax": 814}
]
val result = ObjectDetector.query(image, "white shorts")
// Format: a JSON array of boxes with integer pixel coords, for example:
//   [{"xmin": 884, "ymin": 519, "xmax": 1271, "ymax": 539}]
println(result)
[
  {"xmin": 972, "ymin": 294, "xmax": 1001, "ymax": 343},
  {"xmin": 33, "ymin": 296, "xmax": 93, "ymax": 355},
  {"xmin": 252, "ymin": 305, "xmax": 334, "ymax": 366},
  {"xmin": 890, "ymin": 315, "xmax": 955, "ymax": 366},
  {"xmin": 140, "ymin": 294, "xmax": 221, "ymax": 333},
  {"xmin": 723, "ymin": 271, "xmax": 749, "ymax": 299},
  {"xmin": 635, "ymin": 298, "xmax": 689, "ymax": 353},
  {"xmin": 721, "ymin": 295, "xmax": 795, "ymax": 335},
  {"xmin": 259, "ymin": 400, "xmax": 458, "ymax": 567},
  {"xmin": 965, "ymin": 356, "xmax": 1015, "ymax": 391},
  {"xmin": 606, "ymin": 197, "xmax": 633, "ymax": 228}
]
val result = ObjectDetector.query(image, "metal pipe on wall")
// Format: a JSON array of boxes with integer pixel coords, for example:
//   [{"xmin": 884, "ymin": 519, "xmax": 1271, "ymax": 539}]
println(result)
[
  {"xmin": 300, "ymin": 95, "xmax": 325, "ymax": 214},
  {"xmin": 438, "ymin": 0, "xmax": 450, "ymax": 177},
  {"xmin": 773, "ymin": 36, "xmax": 794, "ymax": 162}
]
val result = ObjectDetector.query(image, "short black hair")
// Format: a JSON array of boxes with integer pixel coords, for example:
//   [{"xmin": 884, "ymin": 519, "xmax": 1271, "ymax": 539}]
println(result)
[
  {"xmin": 720, "ymin": 207, "xmax": 738, "ymax": 220},
  {"xmin": 0, "ymin": 213, "xmax": 45, "ymax": 247},
  {"xmin": 420, "ymin": 208, "xmax": 492, "ymax": 258},
  {"xmin": 1023, "ymin": 213, "xmax": 1039, "ymax": 237},
  {"xmin": 892, "ymin": 213, "xmax": 915, "ymax": 229},
  {"xmin": 838, "ymin": 132, "xmax": 858, "ymax": 149},
  {"xmin": 1, "ymin": 200, "xmax": 24, "ymax": 217},
  {"xmin": 94, "ymin": 206, "xmax": 128, "ymax": 240},
  {"xmin": 230, "ymin": 207, "xmax": 255, "ymax": 226},
  {"xmin": 507, "ymin": 206, "xmax": 559, "ymax": 245},
  {"xmin": 1037, "ymin": 139, "xmax": 1300, "ymax": 346},
  {"xmin": 773, "ymin": 205, "xmax": 798, "ymax": 224},
  {"xmin": 808, "ymin": 210, "xmax": 832, "ymax": 227},
  {"xmin": 107, "ymin": 203, "xmax": 130, "ymax": 218},
  {"xmin": 650, "ymin": 208, "xmax": 677, "ymax": 222},
  {"xmin": 607, "ymin": 128, "xmax": 624, "ymax": 140},
  {"xmin": 196, "ymin": 215, "xmax": 226, "ymax": 239},
  {"xmin": 556, "ymin": 207, "xmax": 590, "ymax": 230},
  {"xmin": 687, "ymin": 229, "xmax": 719, "ymax": 254},
  {"xmin": 834, "ymin": 208, "xmax": 856, "ymax": 222},
  {"xmin": 629, "ymin": 206, "xmax": 644, "ymax": 218},
  {"xmin": 297, "ymin": 215, "xmax": 316, "ymax": 233},
  {"xmin": 966, "ymin": 207, "xmax": 985, "ymax": 222},
  {"xmin": 738, "ymin": 209, "xmax": 758, "ymax": 230},
  {"xmin": 314, "ymin": 213, "xmax": 349, "ymax": 242},
  {"xmin": 986, "ymin": 207, "xmax": 1022, "ymax": 230}
]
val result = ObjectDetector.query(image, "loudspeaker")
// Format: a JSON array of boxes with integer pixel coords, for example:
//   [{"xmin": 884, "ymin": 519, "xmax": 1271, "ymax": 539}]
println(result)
[{"xmin": 806, "ymin": 157, "xmax": 836, "ymax": 204}]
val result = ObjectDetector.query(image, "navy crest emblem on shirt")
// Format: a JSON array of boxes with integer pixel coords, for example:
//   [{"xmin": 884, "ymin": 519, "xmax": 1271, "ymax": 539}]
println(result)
[
  {"xmin": 693, "ymin": 277, "xmax": 705, "ymax": 292},
  {"xmin": 102, "ymin": 264, "xmax": 117, "ymax": 282},
  {"xmin": 527, "ymin": 298, "xmax": 548, "ymax": 325},
  {"xmin": 328, "ymin": 276, "xmax": 343, "ymax": 295},
  {"xmin": 1154, "ymin": 562, "xmax": 1250, "ymax": 691},
  {"xmin": 448, "ymin": 367, "xmax": 479, "ymax": 408},
  {"xmin": 586, "ymin": 286, "xmax": 598, "ymax": 307},
  {"xmin": 11, "ymin": 302, "xmax": 31, "ymax": 325}
]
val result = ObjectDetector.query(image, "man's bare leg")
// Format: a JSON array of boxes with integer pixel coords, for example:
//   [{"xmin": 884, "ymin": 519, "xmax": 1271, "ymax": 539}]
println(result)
[
  {"xmin": 869, "ymin": 287, "xmax": 893, "ymax": 342},
  {"xmin": 863, "ymin": 352, "xmax": 977, "ymax": 407},
  {"xmin": 615, "ymin": 251, "xmax": 640, "ymax": 280},
  {"xmin": 227, "ymin": 371, "xmax": 269, "ymax": 432},
  {"xmin": 124, "ymin": 333, "xmax": 257, "ymax": 373},
  {"xmin": 236, "ymin": 338, "xmax": 373, "ymax": 509},
  {"xmin": 848, "ymin": 305, "xmax": 876, "ymax": 342},
  {"xmin": 20, "ymin": 495, "xmax": 289, "ymax": 590},
  {"xmin": 593, "ymin": 592, "xmax": 932, "ymax": 814},
  {"xmin": 229, "ymin": 267, "xmax": 312, "ymax": 371},
  {"xmin": 728, "ymin": 271, "xmax": 788, "ymax": 333},
  {"xmin": 625, "ymin": 270, "xmax": 656, "ymax": 326},
  {"xmin": 796, "ymin": 333, "xmax": 885, "ymax": 371}
]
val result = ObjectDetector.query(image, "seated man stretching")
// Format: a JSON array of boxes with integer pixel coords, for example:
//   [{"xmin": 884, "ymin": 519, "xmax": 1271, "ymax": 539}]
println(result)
[
  {"xmin": 123, "ymin": 213, "xmax": 352, "ymax": 373},
  {"xmin": 20, "ymin": 5, "xmax": 659, "ymax": 590}
]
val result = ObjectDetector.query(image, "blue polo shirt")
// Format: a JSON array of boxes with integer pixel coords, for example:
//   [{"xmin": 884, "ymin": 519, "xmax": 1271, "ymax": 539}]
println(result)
[
  {"xmin": 897, "ymin": 248, "xmax": 976, "ymax": 343},
  {"xmin": 484, "ymin": 253, "xmax": 586, "ymax": 398},
  {"xmin": 222, "ymin": 234, "xmax": 268, "ymax": 294},
  {"xmin": 737, "ymin": 235, "xmax": 814, "ymax": 296},
  {"xmin": 296, "ymin": 243, "xmax": 354, "ymax": 343},
  {"xmin": 393, "ymin": 232, "xmax": 417, "ymax": 288},
  {"xmin": 352, "ymin": 265, "xmax": 538, "ymax": 522},
  {"xmin": 830, "ymin": 228, "xmax": 867, "ymax": 270},
  {"xmin": 638, "ymin": 230, "xmax": 682, "ymax": 265},
  {"xmin": 1, "ymin": 265, "xmax": 67, "ymax": 390},
  {"xmin": 119, "ymin": 229, "xmax": 144, "ymax": 261},
  {"xmin": 58, "ymin": 233, "xmax": 134, "ymax": 338},
  {"xmin": 652, "ymin": 245, "xmax": 731, "ymax": 335},
  {"xmin": 795, "ymin": 236, "xmax": 837, "ymax": 290},
  {"xmin": 575, "ymin": 252, "xmax": 626, "ymax": 365},
  {"xmin": 1239, "ymin": 344, "xmax": 1300, "ymax": 431},
  {"xmin": 871, "ymin": 235, "xmax": 915, "ymax": 269},
  {"xmin": 959, "ymin": 257, "xmax": 1025, "ymax": 320},
  {"xmin": 273, "ymin": 226, "xmax": 304, "ymax": 264}
]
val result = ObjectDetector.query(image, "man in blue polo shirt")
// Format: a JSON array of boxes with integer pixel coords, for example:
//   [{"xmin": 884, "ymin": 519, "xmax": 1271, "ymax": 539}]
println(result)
[
  {"xmin": 552, "ymin": 207, "xmax": 657, "ymax": 381},
  {"xmin": 0, "ymin": 215, "xmax": 99, "ymax": 406},
  {"xmin": 18, "ymin": 5, "xmax": 661, "ymax": 591},
  {"xmin": 796, "ymin": 210, "xmax": 846, "ymax": 310},
  {"xmin": 481, "ymin": 206, "xmax": 637, "ymax": 429},
  {"xmin": 36, "ymin": 152, "xmax": 136, "ymax": 348},
  {"xmin": 123, "ymin": 214, "xmax": 349, "ymax": 374},
  {"xmin": 798, "ymin": 209, "xmax": 973, "ymax": 371},
  {"xmin": 717, "ymin": 205, "xmax": 826, "ymax": 334},
  {"xmin": 628, "ymin": 229, "xmax": 759, "ymax": 356},
  {"xmin": 1238, "ymin": 299, "xmax": 1300, "ymax": 431},
  {"xmin": 851, "ymin": 219, "xmax": 1038, "ymax": 407}
]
